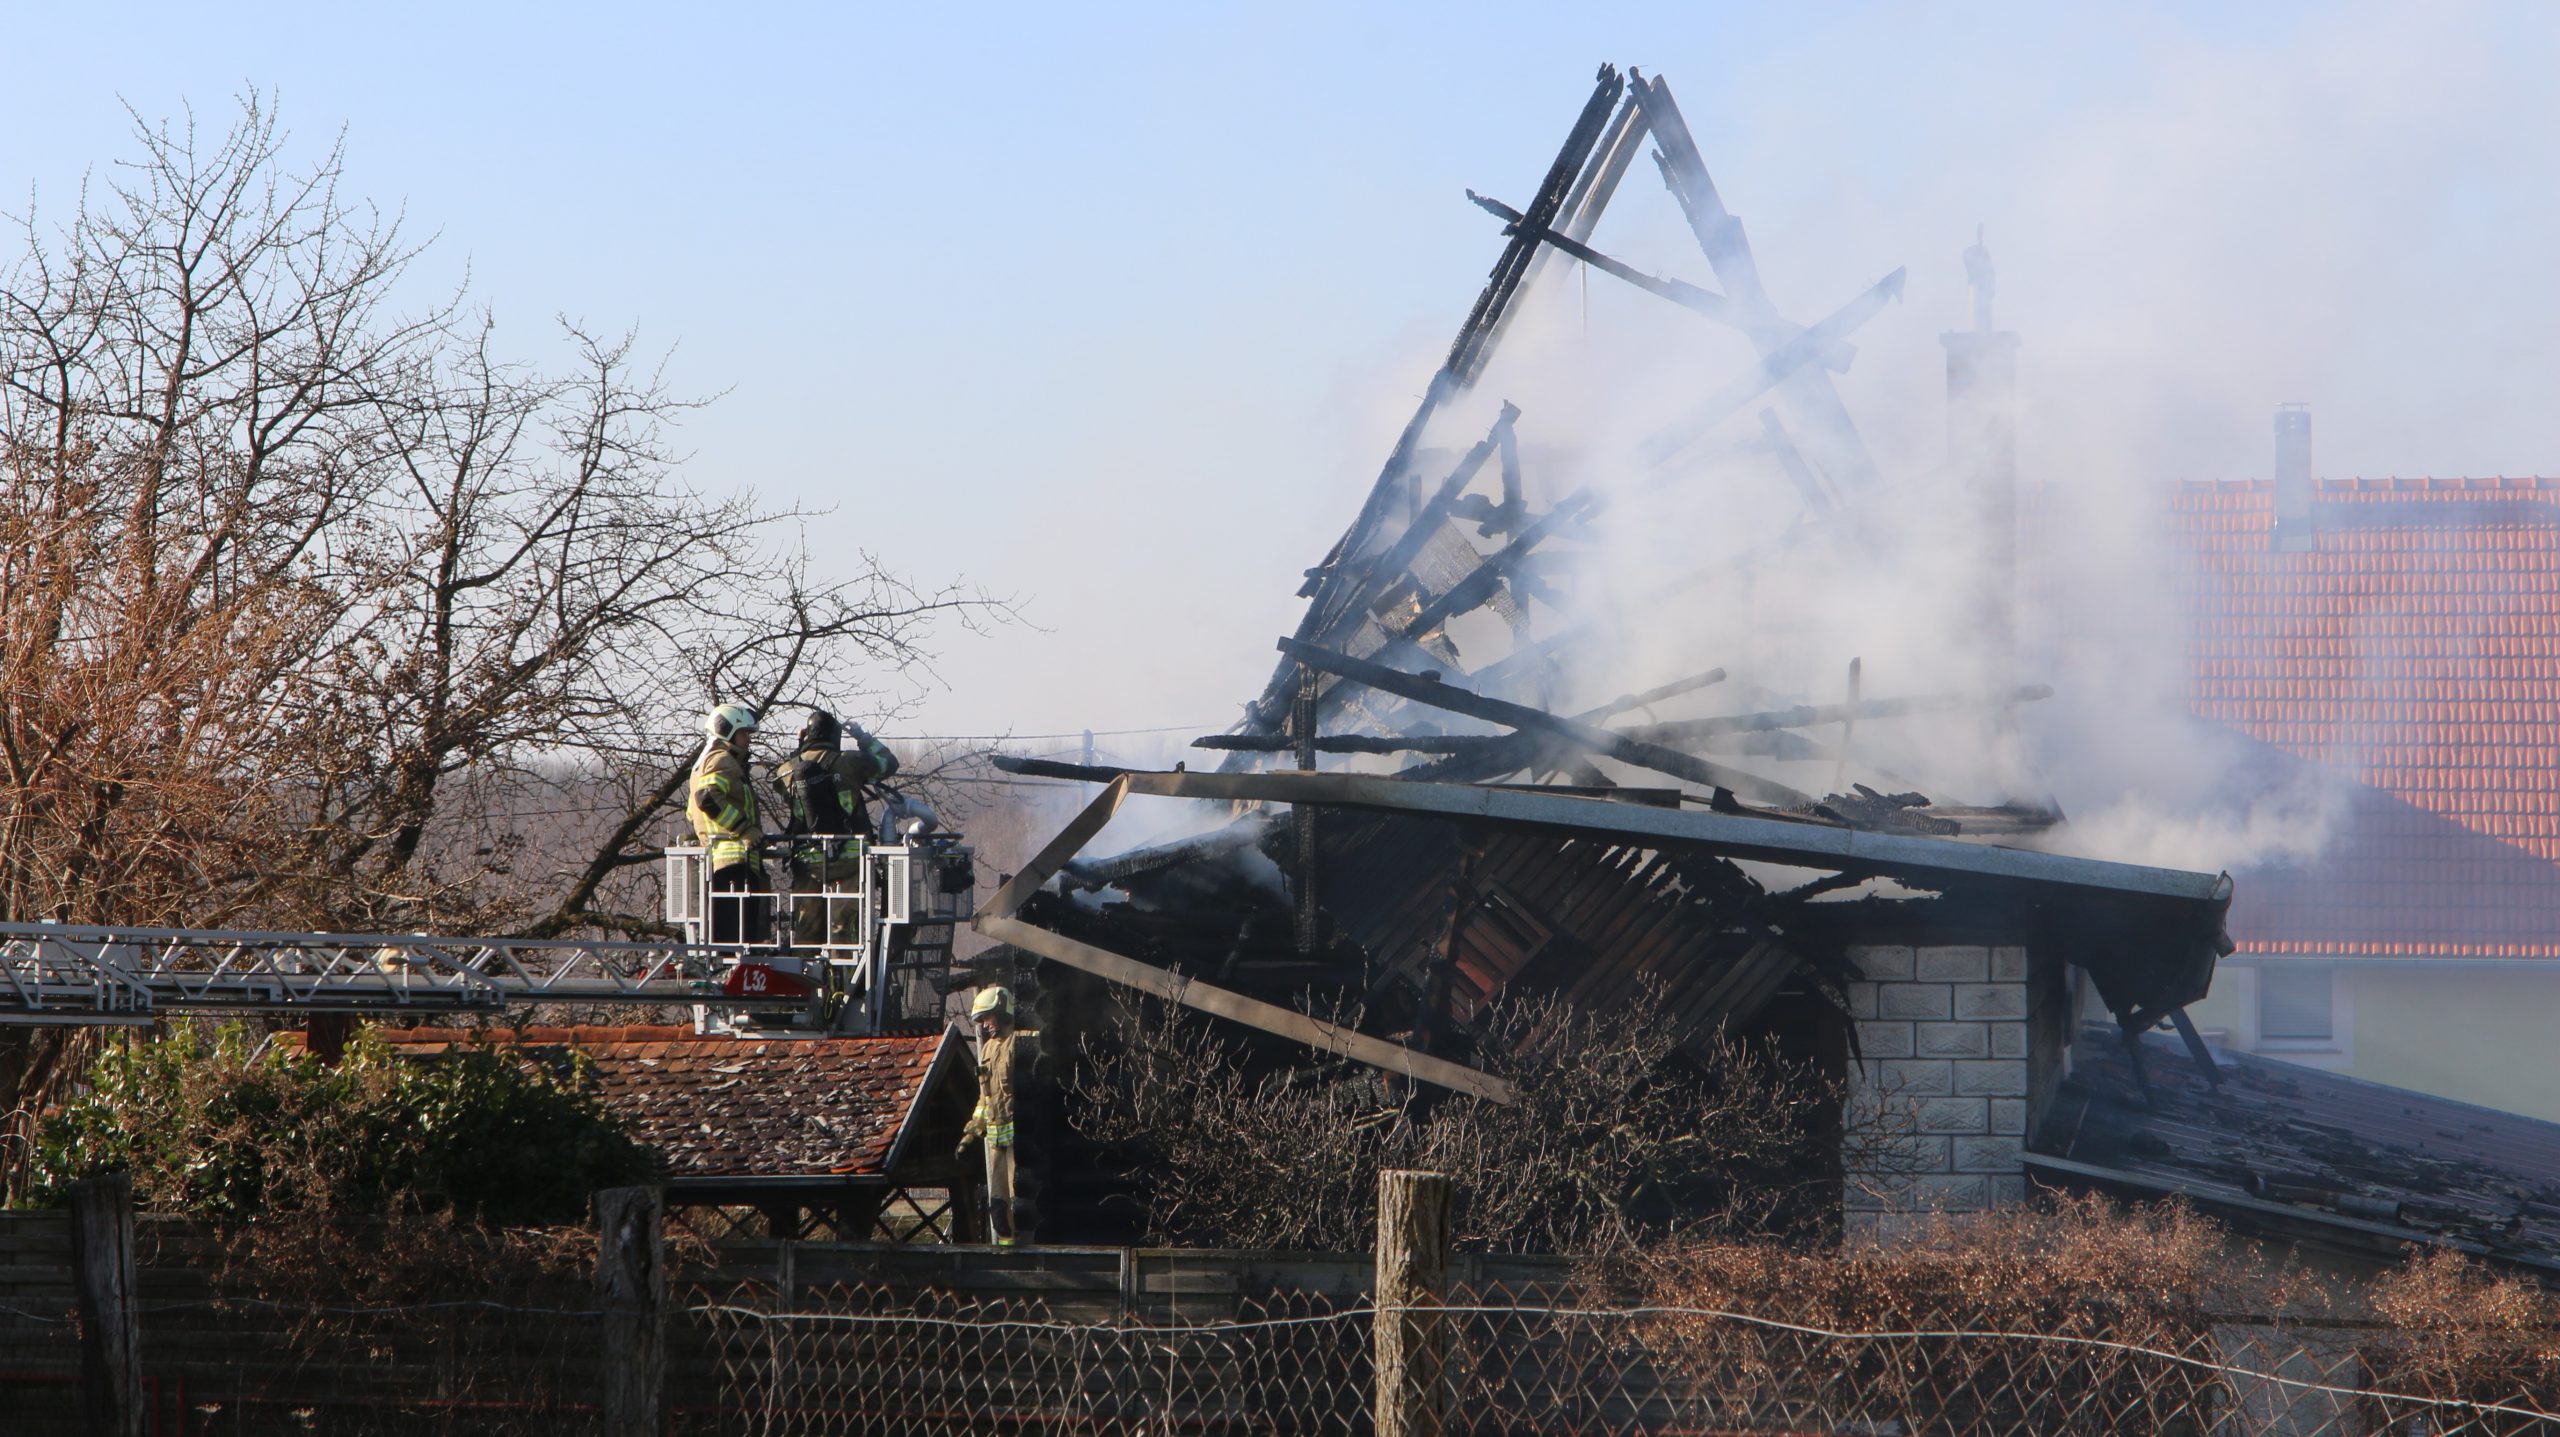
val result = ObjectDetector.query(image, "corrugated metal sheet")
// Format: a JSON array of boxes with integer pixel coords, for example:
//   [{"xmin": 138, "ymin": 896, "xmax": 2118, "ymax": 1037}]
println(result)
[{"xmin": 1318, "ymin": 813, "xmax": 1804, "ymax": 1039}]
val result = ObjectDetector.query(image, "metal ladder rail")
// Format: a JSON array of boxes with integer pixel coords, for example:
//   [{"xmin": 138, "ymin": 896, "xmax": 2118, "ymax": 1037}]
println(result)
[{"xmin": 0, "ymin": 922, "xmax": 783, "ymax": 1024}]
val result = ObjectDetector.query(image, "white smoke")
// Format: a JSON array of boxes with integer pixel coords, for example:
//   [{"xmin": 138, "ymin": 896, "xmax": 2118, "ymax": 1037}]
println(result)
[{"xmin": 1275, "ymin": 12, "xmax": 2560, "ymax": 880}]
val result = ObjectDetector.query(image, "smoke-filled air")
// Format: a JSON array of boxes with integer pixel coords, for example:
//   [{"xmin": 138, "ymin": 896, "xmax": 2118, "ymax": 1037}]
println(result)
[{"xmin": 1028, "ymin": 9, "xmax": 2560, "ymax": 889}]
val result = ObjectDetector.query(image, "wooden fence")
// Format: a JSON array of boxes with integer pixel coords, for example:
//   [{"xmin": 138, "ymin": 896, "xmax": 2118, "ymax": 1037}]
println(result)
[{"xmin": 0, "ymin": 1184, "xmax": 1553, "ymax": 1436}]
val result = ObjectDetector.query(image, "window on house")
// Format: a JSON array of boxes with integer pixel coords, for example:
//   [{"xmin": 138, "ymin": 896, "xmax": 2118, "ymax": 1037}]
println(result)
[{"xmin": 2258, "ymin": 965, "xmax": 2334, "ymax": 1042}]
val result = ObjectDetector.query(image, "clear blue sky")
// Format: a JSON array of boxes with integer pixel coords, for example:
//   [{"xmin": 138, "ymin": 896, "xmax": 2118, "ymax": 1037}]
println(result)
[{"xmin": 9, "ymin": 3, "xmax": 2554, "ymax": 739}]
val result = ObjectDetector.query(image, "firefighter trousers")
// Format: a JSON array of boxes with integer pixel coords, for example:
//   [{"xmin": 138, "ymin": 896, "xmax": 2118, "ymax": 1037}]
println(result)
[{"xmin": 984, "ymin": 1140, "xmax": 1016, "ymax": 1245}]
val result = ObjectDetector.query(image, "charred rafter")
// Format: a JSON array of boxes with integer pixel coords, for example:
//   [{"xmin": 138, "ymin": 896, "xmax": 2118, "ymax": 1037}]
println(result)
[{"xmin": 1278, "ymin": 637, "xmax": 1811, "ymax": 807}]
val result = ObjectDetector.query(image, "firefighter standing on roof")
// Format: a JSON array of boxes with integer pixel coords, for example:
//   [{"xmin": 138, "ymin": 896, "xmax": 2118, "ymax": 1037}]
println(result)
[
  {"xmin": 959, "ymin": 986, "xmax": 1027, "ymax": 1245},
  {"xmin": 691, "ymin": 702, "xmax": 770, "ymax": 944},
  {"xmin": 776, "ymin": 709, "xmax": 901, "ymax": 946}
]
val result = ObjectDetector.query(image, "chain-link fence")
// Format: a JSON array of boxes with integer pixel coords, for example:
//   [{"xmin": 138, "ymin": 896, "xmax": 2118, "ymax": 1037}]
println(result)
[
  {"xmin": 684, "ymin": 1280, "xmax": 2560, "ymax": 1437},
  {"xmin": 13, "ymin": 1269, "xmax": 2560, "ymax": 1433}
]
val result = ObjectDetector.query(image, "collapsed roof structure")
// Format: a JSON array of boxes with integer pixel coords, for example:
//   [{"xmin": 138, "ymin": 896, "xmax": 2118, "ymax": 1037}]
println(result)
[
  {"xmin": 2041, "ymin": 1031, "xmax": 2560, "ymax": 1280},
  {"xmin": 961, "ymin": 66, "xmax": 2244, "ymax": 1238}
]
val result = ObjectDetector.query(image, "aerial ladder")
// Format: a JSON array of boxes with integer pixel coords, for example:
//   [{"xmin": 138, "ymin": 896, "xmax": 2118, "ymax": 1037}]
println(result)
[{"xmin": 0, "ymin": 822, "xmax": 975, "ymax": 1035}]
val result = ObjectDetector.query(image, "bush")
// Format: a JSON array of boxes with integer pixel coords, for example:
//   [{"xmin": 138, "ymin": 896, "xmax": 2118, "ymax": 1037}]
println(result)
[
  {"xmin": 2368, "ymin": 1246, "xmax": 2560, "ymax": 1412},
  {"xmin": 1070, "ymin": 983, "xmax": 1839, "ymax": 1255},
  {"xmin": 24, "ymin": 1024, "xmax": 650, "ymax": 1224}
]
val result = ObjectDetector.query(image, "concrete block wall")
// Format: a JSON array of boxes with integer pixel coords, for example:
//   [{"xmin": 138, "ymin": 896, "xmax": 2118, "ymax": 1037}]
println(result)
[{"xmin": 1842, "ymin": 944, "xmax": 2031, "ymax": 1234}]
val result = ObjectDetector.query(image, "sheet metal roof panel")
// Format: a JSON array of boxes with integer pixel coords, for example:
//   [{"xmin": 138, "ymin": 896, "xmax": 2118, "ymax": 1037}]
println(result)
[{"xmin": 1133, "ymin": 770, "xmax": 2233, "ymax": 907}]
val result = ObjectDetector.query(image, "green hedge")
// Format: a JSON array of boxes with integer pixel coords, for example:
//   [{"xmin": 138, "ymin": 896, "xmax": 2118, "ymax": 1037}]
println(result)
[{"xmin": 25, "ymin": 1025, "xmax": 650, "ymax": 1224}]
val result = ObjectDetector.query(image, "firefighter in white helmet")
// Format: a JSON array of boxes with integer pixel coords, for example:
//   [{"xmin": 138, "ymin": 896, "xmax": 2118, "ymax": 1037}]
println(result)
[
  {"xmin": 689, "ymin": 701, "xmax": 771, "ymax": 944},
  {"xmin": 958, "ymin": 985, "xmax": 1027, "ymax": 1244}
]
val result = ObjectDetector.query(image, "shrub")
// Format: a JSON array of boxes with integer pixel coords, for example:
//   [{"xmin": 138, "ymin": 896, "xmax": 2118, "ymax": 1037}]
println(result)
[
  {"xmin": 24, "ymin": 1023, "xmax": 650, "ymax": 1224},
  {"xmin": 2367, "ymin": 1246, "xmax": 2560, "ymax": 1411},
  {"xmin": 1070, "ymin": 982, "xmax": 1840, "ymax": 1255}
]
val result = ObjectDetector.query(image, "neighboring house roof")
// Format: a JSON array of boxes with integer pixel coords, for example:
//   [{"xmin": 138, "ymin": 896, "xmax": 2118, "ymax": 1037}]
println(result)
[
  {"xmin": 358, "ymin": 1024, "xmax": 965, "ymax": 1183},
  {"xmin": 2031, "ymin": 1033, "xmax": 2560, "ymax": 1276},
  {"xmin": 2167, "ymin": 477, "xmax": 2560, "ymax": 959}
]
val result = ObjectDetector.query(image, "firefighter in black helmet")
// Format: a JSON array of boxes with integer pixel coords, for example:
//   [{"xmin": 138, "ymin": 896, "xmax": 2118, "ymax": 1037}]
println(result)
[{"xmin": 776, "ymin": 709, "xmax": 900, "ymax": 945}]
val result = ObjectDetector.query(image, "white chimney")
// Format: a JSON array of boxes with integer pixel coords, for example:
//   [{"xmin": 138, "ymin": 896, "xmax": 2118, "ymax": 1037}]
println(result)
[{"xmin": 2272, "ymin": 404, "xmax": 2313, "ymax": 552}]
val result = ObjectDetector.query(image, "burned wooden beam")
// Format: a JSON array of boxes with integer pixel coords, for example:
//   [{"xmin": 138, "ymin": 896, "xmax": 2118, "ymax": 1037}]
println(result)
[
  {"xmin": 1613, "ymin": 684, "xmax": 2054, "ymax": 746},
  {"xmin": 1632, "ymin": 70, "xmax": 1886, "ymax": 490},
  {"xmin": 1243, "ymin": 411, "xmax": 1514, "ymax": 749},
  {"xmin": 1466, "ymin": 190, "xmax": 1736, "ymax": 324},
  {"xmin": 1191, "ymin": 733, "xmax": 1512, "ymax": 756},
  {"xmin": 1059, "ymin": 818, "xmax": 1270, "ymax": 891},
  {"xmin": 1577, "ymin": 667, "xmax": 1730, "ymax": 722},
  {"xmin": 1347, "ymin": 408, "xmax": 1514, "ymax": 614},
  {"xmin": 990, "ymin": 754, "xmax": 1132, "ymax": 784},
  {"xmin": 1451, "ymin": 402, "xmax": 1530, "ymax": 537},
  {"xmin": 1640, "ymin": 264, "xmax": 1907, "ymax": 467},
  {"xmin": 1811, "ymin": 785, "xmax": 1960, "ymax": 836},
  {"xmin": 1446, "ymin": 65, "xmax": 1627, "ymax": 387},
  {"xmin": 1480, "ymin": 84, "xmax": 1652, "ymax": 363},
  {"xmin": 1925, "ymin": 802, "xmax": 2065, "ymax": 836},
  {"xmin": 1391, "ymin": 670, "xmax": 1728, "ymax": 784},
  {"xmin": 1237, "ymin": 68, "xmax": 1632, "ymax": 747},
  {"xmin": 1278, "ymin": 637, "xmax": 1811, "ymax": 806},
  {"xmin": 974, "ymin": 776, "xmax": 1518, "ymax": 1104},
  {"xmin": 1397, "ymin": 489, "xmax": 1601, "ymax": 642},
  {"xmin": 1291, "ymin": 664, "xmax": 1321, "ymax": 954}
]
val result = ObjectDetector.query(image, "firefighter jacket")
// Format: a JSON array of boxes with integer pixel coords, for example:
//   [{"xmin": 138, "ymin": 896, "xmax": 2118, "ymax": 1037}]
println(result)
[
  {"xmin": 778, "ymin": 728, "xmax": 901, "ymax": 853},
  {"xmin": 961, "ymin": 1030, "xmax": 1029, "ymax": 1149},
  {"xmin": 689, "ymin": 742, "xmax": 760, "ymax": 871}
]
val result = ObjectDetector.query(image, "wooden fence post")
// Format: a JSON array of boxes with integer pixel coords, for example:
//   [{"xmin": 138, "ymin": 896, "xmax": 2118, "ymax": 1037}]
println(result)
[
  {"xmin": 1375, "ymin": 1169, "xmax": 1452, "ymax": 1437},
  {"xmin": 596, "ymin": 1186, "xmax": 667, "ymax": 1435},
  {"xmin": 70, "ymin": 1172, "xmax": 142, "ymax": 1437}
]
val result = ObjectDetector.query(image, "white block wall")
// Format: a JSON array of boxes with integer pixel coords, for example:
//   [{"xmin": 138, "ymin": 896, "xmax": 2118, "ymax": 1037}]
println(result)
[{"xmin": 1842, "ymin": 944, "xmax": 2031, "ymax": 1233}]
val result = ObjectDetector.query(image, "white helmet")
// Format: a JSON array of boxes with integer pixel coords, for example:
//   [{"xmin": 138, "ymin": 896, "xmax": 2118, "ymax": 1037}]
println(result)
[{"xmin": 702, "ymin": 702, "xmax": 759, "ymax": 743}]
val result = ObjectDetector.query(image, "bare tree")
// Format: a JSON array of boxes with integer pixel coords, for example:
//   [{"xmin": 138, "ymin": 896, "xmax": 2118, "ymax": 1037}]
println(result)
[
  {"xmin": 1, "ymin": 97, "xmax": 428, "ymax": 928},
  {"xmin": 0, "ymin": 94, "xmax": 1007, "ymax": 1179}
]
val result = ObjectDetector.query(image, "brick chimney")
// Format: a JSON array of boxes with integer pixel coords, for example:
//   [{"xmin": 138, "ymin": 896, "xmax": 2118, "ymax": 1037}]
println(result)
[
  {"xmin": 2272, "ymin": 403, "xmax": 2313, "ymax": 552},
  {"xmin": 1942, "ymin": 228, "xmax": 2021, "ymax": 690}
]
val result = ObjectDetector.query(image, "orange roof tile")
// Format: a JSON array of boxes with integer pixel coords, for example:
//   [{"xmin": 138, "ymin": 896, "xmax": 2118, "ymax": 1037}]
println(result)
[
  {"xmin": 343, "ymin": 1025, "xmax": 959, "ymax": 1179},
  {"xmin": 2163, "ymin": 478, "xmax": 2560, "ymax": 959}
]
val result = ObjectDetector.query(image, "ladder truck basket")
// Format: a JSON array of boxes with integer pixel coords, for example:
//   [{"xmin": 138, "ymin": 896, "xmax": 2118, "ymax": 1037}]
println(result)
[{"xmin": 664, "ymin": 847, "xmax": 706, "ymax": 925}]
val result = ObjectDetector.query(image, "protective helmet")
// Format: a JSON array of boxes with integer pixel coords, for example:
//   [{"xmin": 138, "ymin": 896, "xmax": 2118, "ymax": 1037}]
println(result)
[
  {"xmin": 799, "ymin": 709, "xmax": 841, "ymax": 751},
  {"xmin": 702, "ymin": 702, "xmax": 759, "ymax": 743},
  {"xmin": 969, "ymin": 986, "xmax": 1013, "ymax": 1020}
]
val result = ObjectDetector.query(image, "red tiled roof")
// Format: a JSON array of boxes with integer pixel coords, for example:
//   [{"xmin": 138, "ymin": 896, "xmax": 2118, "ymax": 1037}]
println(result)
[
  {"xmin": 2166, "ymin": 477, "xmax": 2560, "ymax": 958},
  {"xmin": 358, "ymin": 1025, "xmax": 958, "ymax": 1180}
]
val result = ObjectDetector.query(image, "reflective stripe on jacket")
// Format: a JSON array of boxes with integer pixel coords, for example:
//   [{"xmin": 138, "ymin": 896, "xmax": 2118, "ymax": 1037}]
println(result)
[{"xmin": 689, "ymin": 743, "xmax": 759, "ymax": 869}]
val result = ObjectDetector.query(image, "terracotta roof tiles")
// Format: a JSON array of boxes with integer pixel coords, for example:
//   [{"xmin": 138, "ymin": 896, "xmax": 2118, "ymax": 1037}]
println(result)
[
  {"xmin": 2163, "ymin": 478, "xmax": 2560, "ymax": 959},
  {"xmin": 361, "ymin": 1025, "xmax": 958, "ymax": 1180}
]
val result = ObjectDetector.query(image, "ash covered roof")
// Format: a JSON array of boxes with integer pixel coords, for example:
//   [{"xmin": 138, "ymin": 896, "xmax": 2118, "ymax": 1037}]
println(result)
[
  {"xmin": 2032, "ymin": 1032, "xmax": 2560, "ymax": 1273},
  {"xmin": 2167, "ymin": 477, "xmax": 2560, "ymax": 958},
  {"xmin": 361, "ymin": 1024, "xmax": 963, "ymax": 1181}
]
